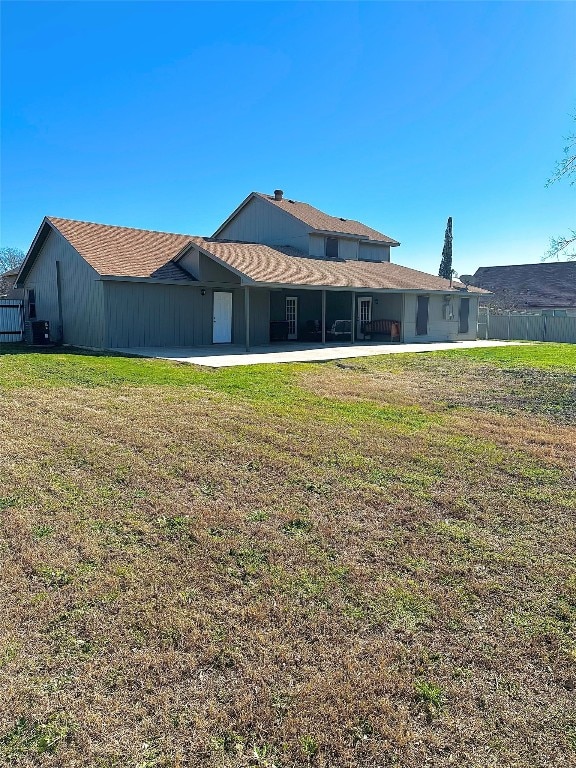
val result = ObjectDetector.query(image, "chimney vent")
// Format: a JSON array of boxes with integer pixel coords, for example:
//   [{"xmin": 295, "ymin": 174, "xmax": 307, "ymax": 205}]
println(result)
[{"xmin": 273, "ymin": 189, "xmax": 284, "ymax": 201}]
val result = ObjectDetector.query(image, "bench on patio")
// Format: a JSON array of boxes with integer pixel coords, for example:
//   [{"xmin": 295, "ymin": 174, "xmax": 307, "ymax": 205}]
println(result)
[{"xmin": 362, "ymin": 319, "xmax": 401, "ymax": 341}]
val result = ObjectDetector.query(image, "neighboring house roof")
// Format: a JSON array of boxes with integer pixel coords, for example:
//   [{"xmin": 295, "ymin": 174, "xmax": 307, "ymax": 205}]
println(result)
[
  {"xmin": 18, "ymin": 216, "xmax": 488, "ymax": 294},
  {"xmin": 213, "ymin": 192, "xmax": 400, "ymax": 245},
  {"xmin": 1, "ymin": 267, "xmax": 20, "ymax": 278},
  {"xmin": 473, "ymin": 262, "xmax": 576, "ymax": 308}
]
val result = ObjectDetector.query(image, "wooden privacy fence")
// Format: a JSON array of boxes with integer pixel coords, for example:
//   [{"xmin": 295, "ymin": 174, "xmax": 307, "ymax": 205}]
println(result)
[
  {"xmin": 478, "ymin": 310, "xmax": 576, "ymax": 344},
  {"xmin": 0, "ymin": 300, "xmax": 24, "ymax": 342}
]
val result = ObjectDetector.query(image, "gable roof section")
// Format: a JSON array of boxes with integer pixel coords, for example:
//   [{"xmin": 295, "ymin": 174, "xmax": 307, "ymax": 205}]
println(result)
[
  {"xmin": 213, "ymin": 192, "xmax": 400, "ymax": 245},
  {"xmin": 473, "ymin": 262, "xmax": 576, "ymax": 307},
  {"xmin": 191, "ymin": 238, "xmax": 487, "ymax": 292},
  {"xmin": 18, "ymin": 217, "xmax": 197, "ymax": 283},
  {"xmin": 48, "ymin": 217, "xmax": 195, "ymax": 279}
]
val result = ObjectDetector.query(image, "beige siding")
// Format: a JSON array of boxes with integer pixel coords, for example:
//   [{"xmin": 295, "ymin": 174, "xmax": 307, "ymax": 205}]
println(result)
[
  {"xmin": 217, "ymin": 196, "xmax": 310, "ymax": 251},
  {"xmin": 22, "ymin": 228, "xmax": 104, "ymax": 346},
  {"xmin": 358, "ymin": 242, "xmax": 390, "ymax": 262}
]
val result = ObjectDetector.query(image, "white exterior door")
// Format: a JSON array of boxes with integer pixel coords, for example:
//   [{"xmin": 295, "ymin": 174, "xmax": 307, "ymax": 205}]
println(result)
[
  {"xmin": 356, "ymin": 296, "xmax": 372, "ymax": 340},
  {"xmin": 286, "ymin": 297, "xmax": 298, "ymax": 340},
  {"xmin": 213, "ymin": 291, "xmax": 233, "ymax": 343}
]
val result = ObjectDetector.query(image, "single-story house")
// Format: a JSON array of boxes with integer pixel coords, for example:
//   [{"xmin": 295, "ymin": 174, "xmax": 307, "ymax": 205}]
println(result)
[
  {"xmin": 471, "ymin": 262, "xmax": 576, "ymax": 316},
  {"xmin": 15, "ymin": 190, "xmax": 487, "ymax": 349}
]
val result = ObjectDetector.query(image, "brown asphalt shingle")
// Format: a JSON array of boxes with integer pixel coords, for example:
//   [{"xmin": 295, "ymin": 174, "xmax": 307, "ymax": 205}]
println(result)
[
  {"xmin": 47, "ymin": 217, "xmax": 194, "ymax": 280},
  {"xmin": 254, "ymin": 193, "xmax": 400, "ymax": 244},
  {"xmin": 193, "ymin": 238, "xmax": 487, "ymax": 293},
  {"xmin": 44, "ymin": 217, "xmax": 487, "ymax": 293}
]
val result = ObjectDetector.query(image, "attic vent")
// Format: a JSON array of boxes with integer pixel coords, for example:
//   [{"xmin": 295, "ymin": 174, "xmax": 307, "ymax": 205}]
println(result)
[
  {"xmin": 339, "ymin": 217, "xmax": 347, "ymax": 221},
  {"xmin": 288, "ymin": 199, "xmax": 296, "ymax": 204},
  {"xmin": 273, "ymin": 189, "xmax": 283, "ymax": 201}
]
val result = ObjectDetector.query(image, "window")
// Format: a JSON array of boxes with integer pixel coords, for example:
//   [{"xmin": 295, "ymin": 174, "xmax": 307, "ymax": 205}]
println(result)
[
  {"xmin": 28, "ymin": 289, "xmax": 37, "ymax": 319},
  {"xmin": 285, "ymin": 296, "xmax": 298, "ymax": 340},
  {"xmin": 325, "ymin": 237, "xmax": 339, "ymax": 259}
]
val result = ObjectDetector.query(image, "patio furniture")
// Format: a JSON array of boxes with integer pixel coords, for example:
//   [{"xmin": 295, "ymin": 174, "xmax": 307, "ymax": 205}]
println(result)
[
  {"xmin": 362, "ymin": 318, "xmax": 401, "ymax": 341},
  {"xmin": 327, "ymin": 319, "xmax": 352, "ymax": 341},
  {"xmin": 302, "ymin": 319, "xmax": 322, "ymax": 341}
]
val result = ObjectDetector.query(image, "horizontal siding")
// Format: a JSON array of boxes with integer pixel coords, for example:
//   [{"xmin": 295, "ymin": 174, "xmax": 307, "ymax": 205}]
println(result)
[{"xmin": 22, "ymin": 228, "xmax": 104, "ymax": 347}]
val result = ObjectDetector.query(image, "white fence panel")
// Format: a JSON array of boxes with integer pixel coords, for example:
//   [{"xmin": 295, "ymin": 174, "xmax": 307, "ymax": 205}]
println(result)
[{"xmin": 0, "ymin": 300, "xmax": 24, "ymax": 342}]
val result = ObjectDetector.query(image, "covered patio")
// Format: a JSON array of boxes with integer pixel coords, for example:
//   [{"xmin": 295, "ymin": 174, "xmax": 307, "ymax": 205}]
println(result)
[{"xmin": 242, "ymin": 286, "xmax": 405, "ymax": 349}]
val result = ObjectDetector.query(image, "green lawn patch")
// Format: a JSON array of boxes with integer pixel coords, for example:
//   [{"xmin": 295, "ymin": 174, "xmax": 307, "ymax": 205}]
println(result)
[{"xmin": 0, "ymin": 343, "xmax": 574, "ymax": 767}]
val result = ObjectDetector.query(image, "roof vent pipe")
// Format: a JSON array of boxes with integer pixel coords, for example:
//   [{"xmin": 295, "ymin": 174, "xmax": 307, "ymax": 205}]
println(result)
[{"xmin": 273, "ymin": 189, "xmax": 284, "ymax": 201}]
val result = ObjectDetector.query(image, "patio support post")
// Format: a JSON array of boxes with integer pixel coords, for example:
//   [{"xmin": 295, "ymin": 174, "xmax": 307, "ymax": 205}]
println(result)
[
  {"xmin": 321, "ymin": 290, "xmax": 326, "ymax": 344},
  {"xmin": 350, "ymin": 291, "xmax": 355, "ymax": 343},
  {"xmin": 401, "ymin": 293, "xmax": 406, "ymax": 343},
  {"xmin": 244, "ymin": 286, "xmax": 250, "ymax": 352}
]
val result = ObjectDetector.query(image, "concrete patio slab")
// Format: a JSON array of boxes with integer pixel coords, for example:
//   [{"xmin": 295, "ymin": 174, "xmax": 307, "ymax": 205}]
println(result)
[{"xmin": 111, "ymin": 340, "xmax": 528, "ymax": 368}]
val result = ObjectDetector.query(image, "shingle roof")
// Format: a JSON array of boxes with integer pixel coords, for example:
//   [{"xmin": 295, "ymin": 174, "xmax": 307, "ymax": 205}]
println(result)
[
  {"xmin": 192, "ymin": 238, "xmax": 486, "ymax": 293},
  {"xmin": 47, "ymin": 217, "xmax": 195, "ymax": 280},
  {"xmin": 473, "ymin": 262, "xmax": 576, "ymax": 308},
  {"xmin": 1, "ymin": 267, "xmax": 20, "ymax": 278},
  {"xmin": 253, "ymin": 193, "xmax": 400, "ymax": 244},
  {"xmin": 40, "ymin": 217, "xmax": 487, "ymax": 293}
]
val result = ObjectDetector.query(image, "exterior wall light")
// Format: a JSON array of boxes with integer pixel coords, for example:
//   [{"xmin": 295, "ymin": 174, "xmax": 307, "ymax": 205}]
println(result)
[{"xmin": 201, "ymin": 288, "xmax": 206, "ymax": 296}]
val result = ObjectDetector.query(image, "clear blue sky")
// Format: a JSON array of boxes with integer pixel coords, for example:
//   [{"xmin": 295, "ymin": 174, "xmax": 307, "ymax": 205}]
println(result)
[{"xmin": 1, "ymin": 1, "xmax": 575, "ymax": 276}]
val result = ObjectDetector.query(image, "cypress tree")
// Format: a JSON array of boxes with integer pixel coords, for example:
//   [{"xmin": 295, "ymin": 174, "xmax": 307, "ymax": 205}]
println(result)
[{"xmin": 438, "ymin": 217, "xmax": 453, "ymax": 279}]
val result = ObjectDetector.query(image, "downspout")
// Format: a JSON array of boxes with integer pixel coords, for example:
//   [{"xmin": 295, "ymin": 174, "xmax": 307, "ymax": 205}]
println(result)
[{"xmin": 55, "ymin": 261, "xmax": 63, "ymax": 343}]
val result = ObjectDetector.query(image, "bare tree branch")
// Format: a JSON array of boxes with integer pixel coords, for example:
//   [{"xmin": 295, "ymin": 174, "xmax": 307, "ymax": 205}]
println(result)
[
  {"xmin": 543, "ymin": 114, "xmax": 575, "ymax": 261},
  {"xmin": 0, "ymin": 247, "xmax": 25, "ymax": 273},
  {"xmin": 545, "ymin": 231, "xmax": 576, "ymax": 261}
]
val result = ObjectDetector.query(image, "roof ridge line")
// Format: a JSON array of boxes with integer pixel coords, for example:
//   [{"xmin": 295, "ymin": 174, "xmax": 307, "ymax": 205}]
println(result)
[{"xmin": 47, "ymin": 216, "xmax": 201, "ymax": 240}]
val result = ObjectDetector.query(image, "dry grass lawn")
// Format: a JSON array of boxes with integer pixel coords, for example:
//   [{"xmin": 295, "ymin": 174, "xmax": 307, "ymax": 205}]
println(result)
[{"xmin": 0, "ymin": 343, "xmax": 575, "ymax": 767}]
